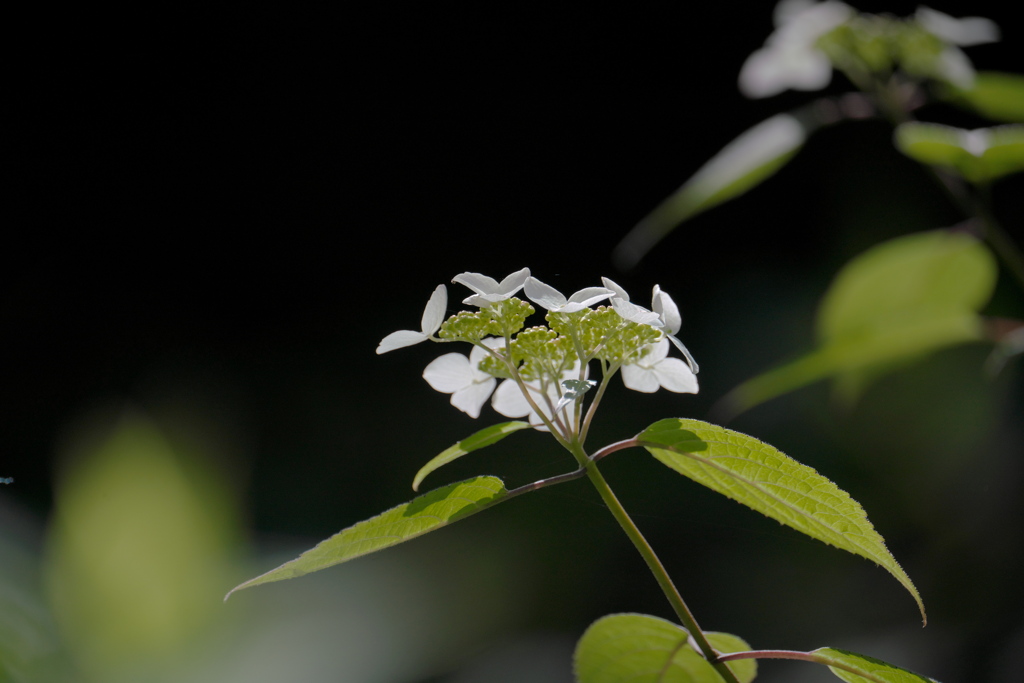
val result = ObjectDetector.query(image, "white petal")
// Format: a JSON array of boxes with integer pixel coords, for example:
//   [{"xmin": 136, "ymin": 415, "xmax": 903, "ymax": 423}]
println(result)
[
  {"xmin": 645, "ymin": 338, "xmax": 671, "ymax": 363},
  {"xmin": 652, "ymin": 286, "xmax": 682, "ymax": 335},
  {"xmin": 778, "ymin": 49, "xmax": 834, "ymax": 91},
  {"xmin": 739, "ymin": 47, "xmax": 795, "ymax": 98},
  {"xmin": 524, "ymin": 277, "xmax": 567, "ymax": 311},
  {"xmin": 491, "ymin": 379, "xmax": 532, "ymax": 418},
  {"xmin": 916, "ymin": 7, "xmax": 999, "ymax": 46},
  {"xmin": 420, "ymin": 284, "xmax": 448, "ymax": 335},
  {"xmin": 601, "ymin": 277, "xmax": 630, "ymax": 301},
  {"xmin": 774, "ymin": 0, "xmax": 816, "ymax": 27},
  {"xmin": 452, "ymin": 272, "xmax": 500, "ymax": 295},
  {"xmin": 469, "ymin": 340, "xmax": 502, "ymax": 380},
  {"xmin": 451, "ymin": 378, "xmax": 497, "ymax": 418},
  {"xmin": 422, "ymin": 353, "xmax": 472, "ymax": 393},
  {"xmin": 739, "ymin": 45, "xmax": 832, "ymax": 98},
  {"xmin": 776, "ymin": 1, "xmax": 851, "ymax": 43},
  {"xmin": 621, "ymin": 364, "xmax": 660, "ymax": 393},
  {"xmin": 566, "ymin": 287, "xmax": 615, "ymax": 308},
  {"xmin": 612, "ymin": 298, "xmax": 662, "ymax": 326},
  {"xmin": 376, "ymin": 330, "xmax": 427, "ymax": 354},
  {"xmin": 653, "ymin": 359, "xmax": 699, "ymax": 394},
  {"xmin": 667, "ymin": 335, "xmax": 700, "ymax": 374},
  {"xmin": 496, "ymin": 268, "xmax": 531, "ymax": 295},
  {"xmin": 934, "ymin": 47, "xmax": 976, "ymax": 90}
]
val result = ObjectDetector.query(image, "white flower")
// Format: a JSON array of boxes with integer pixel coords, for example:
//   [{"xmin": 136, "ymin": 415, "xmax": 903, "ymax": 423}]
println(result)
[
  {"xmin": 422, "ymin": 338, "xmax": 502, "ymax": 418},
  {"xmin": 915, "ymin": 7, "xmax": 999, "ymax": 47},
  {"xmin": 739, "ymin": 0, "xmax": 853, "ymax": 99},
  {"xmin": 376, "ymin": 284, "xmax": 447, "ymax": 354},
  {"xmin": 652, "ymin": 285, "xmax": 699, "ymax": 374},
  {"xmin": 452, "ymin": 268, "xmax": 531, "ymax": 306},
  {"xmin": 492, "ymin": 364, "xmax": 587, "ymax": 431},
  {"xmin": 914, "ymin": 8, "xmax": 999, "ymax": 90},
  {"xmin": 622, "ymin": 339, "xmax": 699, "ymax": 394},
  {"xmin": 524, "ymin": 277, "xmax": 614, "ymax": 313},
  {"xmin": 602, "ymin": 277, "xmax": 663, "ymax": 327}
]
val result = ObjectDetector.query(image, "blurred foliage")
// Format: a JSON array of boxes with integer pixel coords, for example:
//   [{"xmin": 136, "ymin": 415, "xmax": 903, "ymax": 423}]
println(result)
[
  {"xmin": 720, "ymin": 230, "xmax": 998, "ymax": 416},
  {"xmin": 44, "ymin": 413, "xmax": 241, "ymax": 681}
]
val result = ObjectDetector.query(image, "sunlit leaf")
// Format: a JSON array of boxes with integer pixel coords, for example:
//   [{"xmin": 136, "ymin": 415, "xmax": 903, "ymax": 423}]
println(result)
[
  {"xmin": 944, "ymin": 71, "xmax": 1024, "ymax": 123},
  {"xmin": 894, "ymin": 122, "xmax": 1024, "ymax": 183},
  {"xmin": 809, "ymin": 647, "xmax": 938, "ymax": 682},
  {"xmin": 721, "ymin": 230, "xmax": 997, "ymax": 415},
  {"xmin": 614, "ymin": 113, "xmax": 809, "ymax": 269},
  {"xmin": 412, "ymin": 421, "xmax": 530, "ymax": 491},
  {"xmin": 226, "ymin": 476, "xmax": 508, "ymax": 600},
  {"xmin": 574, "ymin": 613, "xmax": 755, "ymax": 683},
  {"xmin": 639, "ymin": 418, "xmax": 926, "ymax": 623}
]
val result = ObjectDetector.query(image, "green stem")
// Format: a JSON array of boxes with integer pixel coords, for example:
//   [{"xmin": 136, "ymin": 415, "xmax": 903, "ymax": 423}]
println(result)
[{"xmin": 571, "ymin": 442, "xmax": 741, "ymax": 683}]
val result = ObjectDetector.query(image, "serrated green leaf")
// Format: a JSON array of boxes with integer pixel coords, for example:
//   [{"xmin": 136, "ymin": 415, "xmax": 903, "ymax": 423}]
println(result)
[
  {"xmin": 809, "ymin": 647, "xmax": 939, "ymax": 682},
  {"xmin": 945, "ymin": 71, "xmax": 1024, "ymax": 123},
  {"xmin": 614, "ymin": 113, "xmax": 808, "ymax": 269},
  {"xmin": 639, "ymin": 419, "xmax": 925, "ymax": 623},
  {"xmin": 574, "ymin": 613, "xmax": 755, "ymax": 683},
  {"xmin": 722, "ymin": 230, "xmax": 996, "ymax": 415},
  {"xmin": 412, "ymin": 421, "xmax": 531, "ymax": 491},
  {"xmin": 225, "ymin": 476, "xmax": 508, "ymax": 600},
  {"xmin": 894, "ymin": 122, "xmax": 1024, "ymax": 183}
]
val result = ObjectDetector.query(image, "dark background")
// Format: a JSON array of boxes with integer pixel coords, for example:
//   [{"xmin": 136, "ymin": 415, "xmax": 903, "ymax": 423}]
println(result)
[{"xmin": 6, "ymin": 2, "xmax": 1024, "ymax": 681}]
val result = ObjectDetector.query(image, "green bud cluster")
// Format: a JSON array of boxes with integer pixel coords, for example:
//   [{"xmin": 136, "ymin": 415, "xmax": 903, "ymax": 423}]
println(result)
[
  {"xmin": 578, "ymin": 307, "xmax": 662, "ymax": 364},
  {"xmin": 486, "ymin": 298, "xmax": 535, "ymax": 338},
  {"xmin": 510, "ymin": 327, "xmax": 575, "ymax": 381},
  {"xmin": 441, "ymin": 298, "xmax": 663, "ymax": 389},
  {"xmin": 438, "ymin": 310, "xmax": 492, "ymax": 343},
  {"xmin": 438, "ymin": 297, "xmax": 536, "ymax": 344}
]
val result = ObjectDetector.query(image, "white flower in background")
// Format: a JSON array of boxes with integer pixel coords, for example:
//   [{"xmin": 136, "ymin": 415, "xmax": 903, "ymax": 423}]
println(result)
[
  {"xmin": 452, "ymin": 268, "xmax": 531, "ymax": 306},
  {"xmin": 376, "ymin": 284, "xmax": 447, "ymax": 354},
  {"xmin": 622, "ymin": 339, "xmax": 699, "ymax": 394},
  {"xmin": 601, "ymin": 277, "xmax": 663, "ymax": 327},
  {"xmin": 524, "ymin": 277, "xmax": 614, "ymax": 313},
  {"xmin": 492, "ymin": 364, "xmax": 587, "ymax": 430},
  {"xmin": 739, "ymin": 0, "xmax": 853, "ymax": 98},
  {"xmin": 915, "ymin": 7, "xmax": 999, "ymax": 89},
  {"xmin": 915, "ymin": 7, "xmax": 999, "ymax": 47},
  {"xmin": 652, "ymin": 285, "xmax": 699, "ymax": 374},
  {"xmin": 422, "ymin": 338, "xmax": 503, "ymax": 418}
]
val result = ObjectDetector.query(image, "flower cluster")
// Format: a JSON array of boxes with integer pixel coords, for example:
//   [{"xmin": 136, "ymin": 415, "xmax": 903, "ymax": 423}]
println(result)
[
  {"xmin": 376, "ymin": 269, "xmax": 699, "ymax": 438},
  {"xmin": 739, "ymin": 1, "xmax": 999, "ymax": 98}
]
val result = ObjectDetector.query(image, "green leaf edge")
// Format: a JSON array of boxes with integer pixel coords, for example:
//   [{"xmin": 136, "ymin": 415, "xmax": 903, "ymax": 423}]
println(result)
[
  {"xmin": 413, "ymin": 421, "xmax": 531, "ymax": 491},
  {"xmin": 225, "ymin": 475, "xmax": 508, "ymax": 601},
  {"xmin": 894, "ymin": 122, "xmax": 1024, "ymax": 183},
  {"xmin": 639, "ymin": 418, "xmax": 926, "ymax": 624},
  {"xmin": 614, "ymin": 112, "xmax": 809, "ymax": 269},
  {"xmin": 721, "ymin": 229, "xmax": 996, "ymax": 415},
  {"xmin": 573, "ymin": 612, "xmax": 756, "ymax": 683},
  {"xmin": 810, "ymin": 647, "xmax": 939, "ymax": 682}
]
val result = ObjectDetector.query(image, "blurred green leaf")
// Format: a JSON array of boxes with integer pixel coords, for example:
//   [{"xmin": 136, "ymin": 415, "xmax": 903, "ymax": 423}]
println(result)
[
  {"xmin": 226, "ymin": 476, "xmax": 508, "ymax": 599},
  {"xmin": 894, "ymin": 122, "xmax": 1024, "ymax": 183},
  {"xmin": 615, "ymin": 113, "xmax": 809, "ymax": 269},
  {"xmin": 45, "ymin": 413, "xmax": 240, "ymax": 682},
  {"xmin": 574, "ymin": 613, "xmax": 755, "ymax": 683},
  {"xmin": 639, "ymin": 418, "xmax": 925, "ymax": 623},
  {"xmin": 723, "ymin": 230, "xmax": 997, "ymax": 414},
  {"xmin": 412, "ymin": 421, "xmax": 530, "ymax": 491},
  {"xmin": 944, "ymin": 71, "xmax": 1024, "ymax": 123},
  {"xmin": 810, "ymin": 647, "xmax": 937, "ymax": 682}
]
